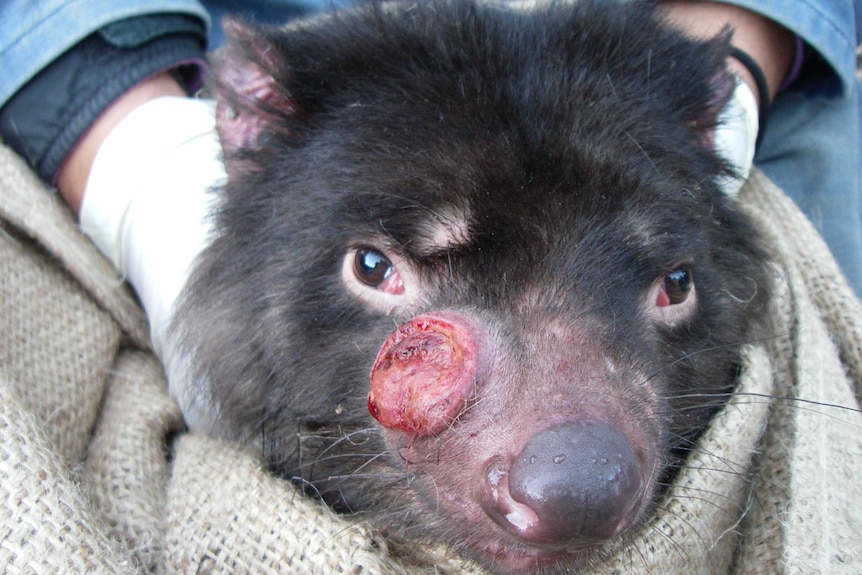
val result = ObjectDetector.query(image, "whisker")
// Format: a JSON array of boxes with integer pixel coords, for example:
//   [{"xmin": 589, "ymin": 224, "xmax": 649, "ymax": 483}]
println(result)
[
  {"xmin": 640, "ymin": 514, "xmax": 693, "ymax": 564},
  {"xmin": 657, "ymin": 391, "xmax": 861, "ymax": 429},
  {"xmin": 289, "ymin": 451, "xmax": 393, "ymax": 473},
  {"xmin": 731, "ymin": 392, "xmax": 861, "ymax": 415},
  {"xmin": 661, "ymin": 391, "xmax": 860, "ymax": 415},
  {"xmin": 312, "ymin": 472, "xmax": 408, "ymax": 483},
  {"xmin": 664, "ymin": 486, "xmax": 752, "ymax": 516},
  {"xmin": 638, "ymin": 330, "xmax": 793, "ymax": 386}
]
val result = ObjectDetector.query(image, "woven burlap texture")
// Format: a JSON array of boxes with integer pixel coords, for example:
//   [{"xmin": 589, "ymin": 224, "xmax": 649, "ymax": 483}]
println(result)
[{"xmin": 1, "ymin": 144, "xmax": 860, "ymax": 574}]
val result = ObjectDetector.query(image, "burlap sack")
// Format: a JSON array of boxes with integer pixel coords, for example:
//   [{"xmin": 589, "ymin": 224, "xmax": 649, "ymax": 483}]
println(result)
[{"xmin": 1, "ymin": 143, "xmax": 860, "ymax": 574}]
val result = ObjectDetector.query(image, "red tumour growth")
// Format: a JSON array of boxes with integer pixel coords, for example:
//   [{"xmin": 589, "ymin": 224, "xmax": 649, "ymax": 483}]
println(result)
[{"xmin": 368, "ymin": 314, "xmax": 477, "ymax": 437}]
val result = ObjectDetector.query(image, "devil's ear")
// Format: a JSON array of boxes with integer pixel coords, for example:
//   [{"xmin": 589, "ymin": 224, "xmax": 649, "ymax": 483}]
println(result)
[{"xmin": 212, "ymin": 18, "xmax": 298, "ymax": 177}]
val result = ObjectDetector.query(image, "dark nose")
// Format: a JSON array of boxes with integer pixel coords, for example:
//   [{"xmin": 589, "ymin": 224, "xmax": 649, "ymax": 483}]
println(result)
[{"xmin": 482, "ymin": 421, "xmax": 646, "ymax": 547}]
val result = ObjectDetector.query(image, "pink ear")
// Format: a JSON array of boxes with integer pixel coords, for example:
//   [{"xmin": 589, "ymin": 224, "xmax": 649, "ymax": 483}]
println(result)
[{"xmin": 213, "ymin": 19, "xmax": 297, "ymax": 175}]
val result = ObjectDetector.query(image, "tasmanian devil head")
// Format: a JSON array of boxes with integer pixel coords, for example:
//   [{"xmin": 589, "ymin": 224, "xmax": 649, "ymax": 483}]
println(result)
[{"xmin": 168, "ymin": 1, "xmax": 771, "ymax": 572}]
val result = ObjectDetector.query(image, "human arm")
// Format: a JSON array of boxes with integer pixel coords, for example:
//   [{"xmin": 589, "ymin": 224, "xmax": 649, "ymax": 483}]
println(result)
[
  {"xmin": 0, "ymin": 2, "xmax": 214, "ymax": 355},
  {"xmin": 0, "ymin": 2, "xmax": 209, "ymax": 195}
]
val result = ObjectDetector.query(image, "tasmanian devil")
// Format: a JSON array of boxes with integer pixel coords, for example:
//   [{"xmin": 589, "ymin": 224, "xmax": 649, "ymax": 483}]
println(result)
[{"xmin": 165, "ymin": 1, "xmax": 771, "ymax": 572}]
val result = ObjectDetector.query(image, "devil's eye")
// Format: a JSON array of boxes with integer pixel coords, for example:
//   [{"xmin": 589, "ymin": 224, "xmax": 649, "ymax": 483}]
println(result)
[
  {"xmin": 657, "ymin": 268, "xmax": 693, "ymax": 307},
  {"xmin": 354, "ymin": 247, "xmax": 393, "ymax": 287},
  {"xmin": 343, "ymin": 245, "xmax": 409, "ymax": 310}
]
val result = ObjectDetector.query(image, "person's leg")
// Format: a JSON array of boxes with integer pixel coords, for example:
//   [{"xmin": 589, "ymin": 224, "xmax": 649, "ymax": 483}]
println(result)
[
  {"xmin": 0, "ymin": 0, "xmax": 209, "ymax": 106},
  {"xmin": 0, "ymin": 5, "xmax": 209, "ymax": 187},
  {"xmin": 755, "ymin": 80, "xmax": 862, "ymax": 297}
]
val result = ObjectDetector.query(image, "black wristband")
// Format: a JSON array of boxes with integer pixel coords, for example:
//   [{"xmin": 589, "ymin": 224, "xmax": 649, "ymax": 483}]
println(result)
[
  {"xmin": 728, "ymin": 47, "xmax": 770, "ymax": 149},
  {"xmin": 0, "ymin": 14, "xmax": 207, "ymax": 185}
]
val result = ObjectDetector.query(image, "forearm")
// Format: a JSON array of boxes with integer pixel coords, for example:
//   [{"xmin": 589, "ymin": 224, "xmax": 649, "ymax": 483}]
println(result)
[{"xmin": 57, "ymin": 72, "xmax": 186, "ymax": 214}]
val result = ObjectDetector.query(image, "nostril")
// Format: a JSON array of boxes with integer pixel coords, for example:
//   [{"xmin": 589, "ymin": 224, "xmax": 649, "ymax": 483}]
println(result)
[{"xmin": 483, "ymin": 421, "xmax": 646, "ymax": 547}]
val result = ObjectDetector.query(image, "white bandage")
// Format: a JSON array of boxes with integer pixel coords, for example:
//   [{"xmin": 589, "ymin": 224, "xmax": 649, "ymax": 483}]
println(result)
[
  {"xmin": 80, "ymin": 96, "xmax": 225, "ymax": 356},
  {"xmin": 713, "ymin": 79, "xmax": 759, "ymax": 198}
]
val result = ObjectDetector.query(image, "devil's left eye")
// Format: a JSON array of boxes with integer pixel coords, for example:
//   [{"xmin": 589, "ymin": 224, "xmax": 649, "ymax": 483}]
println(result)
[
  {"xmin": 354, "ymin": 247, "xmax": 394, "ymax": 288},
  {"xmin": 647, "ymin": 266, "xmax": 697, "ymax": 325},
  {"xmin": 655, "ymin": 267, "xmax": 694, "ymax": 309},
  {"xmin": 660, "ymin": 268, "xmax": 693, "ymax": 307}
]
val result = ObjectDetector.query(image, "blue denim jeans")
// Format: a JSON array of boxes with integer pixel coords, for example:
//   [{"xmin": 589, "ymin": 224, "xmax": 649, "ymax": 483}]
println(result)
[
  {"xmin": 0, "ymin": 0, "xmax": 341, "ymax": 104},
  {"xmin": 759, "ymin": 82, "xmax": 862, "ymax": 294}
]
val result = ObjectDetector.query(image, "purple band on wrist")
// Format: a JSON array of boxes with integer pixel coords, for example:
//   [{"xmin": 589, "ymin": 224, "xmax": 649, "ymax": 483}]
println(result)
[{"xmin": 779, "ymin": 36, "xmax": 805, "ymax": 92}]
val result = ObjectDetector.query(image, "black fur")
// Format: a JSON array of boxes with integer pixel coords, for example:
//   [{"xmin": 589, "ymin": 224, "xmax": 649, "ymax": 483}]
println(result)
[{"xmin": 171, "ymin": 1, "xmax": 770, "ymax": 572}]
